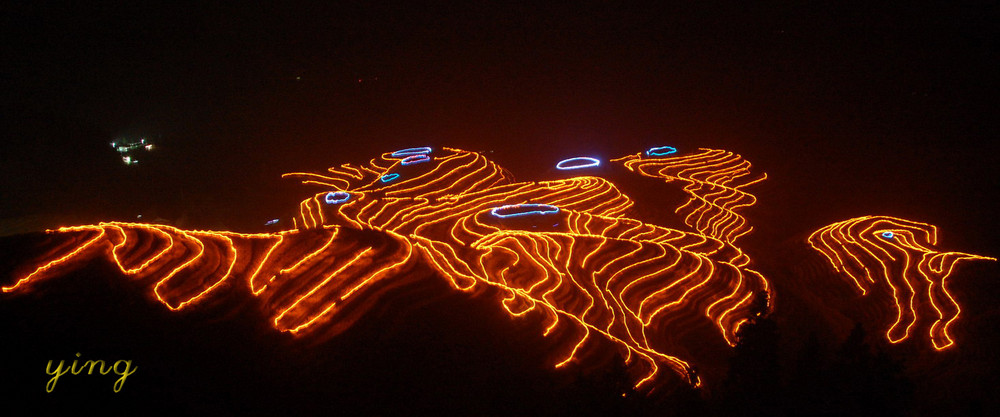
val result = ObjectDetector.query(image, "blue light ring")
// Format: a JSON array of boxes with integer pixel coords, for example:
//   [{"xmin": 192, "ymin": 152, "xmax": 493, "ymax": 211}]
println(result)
[
  {"xmin": 645, "ymin": 146, "xmax": 677, "ymax": 157},
  {"xmin": 380, "ymin": 173, "xmax": 401, "ymax": 183},
  {"xmin": 490, "ymin": 204, "xmax": 561, "ymax": 219},
  {"xmin": 555, "ymin": 157, "xmax": 601, "ymax": 170},
  {"xmin": 324, "ymin": 191, "xmax": 352, "ymax": 205},
  {"xmin": 400, "ymin": 154, "xmax": 431, "ymax": 166},
  {"xmin": 390, "ymin": 147, "xmax": 433, "ymax": 158}
]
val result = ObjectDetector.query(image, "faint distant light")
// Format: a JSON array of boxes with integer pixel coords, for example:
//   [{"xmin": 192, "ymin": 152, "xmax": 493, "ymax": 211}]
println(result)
[
  {"xmin": 490, "ymin": 203, "xmax": 561, "ymax": 218},
  {"xmin": 646, "ymin": 146, "xmax": 677, "ymax": 157},
  {"xmin": 265, "ymin": 219, "xmax": 280, "ymax": 226},
  {"xmin": 881, "ymin": 231, "xmax": 895, "ymax": 239},
  {"xmin": 391, "ymin": 147, "xmax": 433, "ymax": 158},
  {"xmin": 556, "ymin": 157, "xmax": 601, "ymax": 170},
  {"xmin": 113, "ymin": 137, "xmax": 156, "ymax": 165},
  {"xmin": 324, "ymin": 191, "xmax": 351, "ymax": 205},
  {"xmin": 380, "ymin": 173, "xmax": 401, "ymax": 183},
  {"xmin": 401, "ymin": 154, "xmax": 431, "ymax": 166}
]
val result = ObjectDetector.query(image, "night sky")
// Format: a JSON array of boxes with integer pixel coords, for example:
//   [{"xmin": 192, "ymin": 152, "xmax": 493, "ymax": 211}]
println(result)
[{"xmin": 2, "ymin": 1, "xmax": 998, "ymax": 415}]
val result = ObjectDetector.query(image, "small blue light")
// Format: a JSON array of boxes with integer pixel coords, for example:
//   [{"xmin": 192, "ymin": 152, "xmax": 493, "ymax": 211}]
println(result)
[
  {"xmin": 401, "ymin": 154, "xmax": 431, "ymax": 166},
  {"xmin": 646, "ymin": 146, "xmax": 677, "ymax": 157},
  {"xmin": 324, "ymin": 191, "xmax": 351, "ymax": 204},
  {"xmin": 555, "ymin": 157, "xmax": 601, "ymax": 170},
  {"xmin": 380, "ymin": 173, "xmax": 401, "ymax": 183},
  {"xmin": 390, "ymin": 147, "xmax": 433, "ymax": 158},
  {"xmin": 490, "ymin": 204, "xmax": 561, "ymax": 219},
  {"xmin": 881, "ymin": 231, "xmax": 895, "ymax": 239},
  {"xmin": 265, "ymin": 219, "xmax": 280, "ymax": 226}
]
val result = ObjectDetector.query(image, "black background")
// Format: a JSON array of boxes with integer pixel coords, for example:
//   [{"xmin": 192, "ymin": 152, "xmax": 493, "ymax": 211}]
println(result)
[{"xmin": 2, "ymin": 1, "xmax": 998, "ymax": 415}]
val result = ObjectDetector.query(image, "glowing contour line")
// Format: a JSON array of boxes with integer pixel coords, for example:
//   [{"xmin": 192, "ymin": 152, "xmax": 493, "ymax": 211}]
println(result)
[
  {"xmin": 7, "ymin": 145, "xmax": 781, "ymax": 391},
  {"xmin": 808, "ymin": 215, "xmax": 996, "ymax": 350}
]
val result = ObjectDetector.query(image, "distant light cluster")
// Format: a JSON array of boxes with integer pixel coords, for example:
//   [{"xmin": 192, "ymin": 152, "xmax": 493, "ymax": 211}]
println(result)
[{"xmin": 110, "ymin": 137, "xmax": 154, "ymax": 166}]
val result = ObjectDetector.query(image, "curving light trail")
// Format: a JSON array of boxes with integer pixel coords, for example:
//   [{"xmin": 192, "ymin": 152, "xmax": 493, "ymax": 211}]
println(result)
[
  {"xmin": 808, "ymin": 215, "xmax": 995, "ymax": 350},
  {"xmin": 613, "ymin": 148, "xmax": 766, "ymax": 244},
  {"xmin": 5, "ymin": 146, "xmax": 774, "ymax": 390}
]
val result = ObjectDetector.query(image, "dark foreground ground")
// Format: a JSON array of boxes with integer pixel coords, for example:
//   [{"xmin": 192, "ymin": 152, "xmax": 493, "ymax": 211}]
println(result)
[{"xmin": 1, "ymin": 229, "xmax": 997, "ymax": 416}]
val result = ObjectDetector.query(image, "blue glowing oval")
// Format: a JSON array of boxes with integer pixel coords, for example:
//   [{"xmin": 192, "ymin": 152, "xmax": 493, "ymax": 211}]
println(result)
[
  {"xmin": 555, "ymin": 157, "xmax": 601, "ymax": 170},
  {"xmin": 390, "ymin": 147, "xmax": 433, "ymax": 158},
  {"xmin": 401, "ymin": 154, "xmax": 431, "ymax": 166},
  {"xmin": 646, "ymin": 146, "xmax": 677, "ymax": 157},
  {"xmin": 490, "ymin": 204, "xmax": 561, "ymax": 219},
  {"xmin": 265, "ymin": 218, "xmax": 280, "ymax": 226},
  {"xmin": 380, "ymin": 173, "xmax": 401, "ymax": 183},
  {"xmin": 881, "ymin": 231, "xmax": 895, "ymax": 239},
  {"xmin": 324, "ymin": 191, "xmax": 351, "ymax": 205}
]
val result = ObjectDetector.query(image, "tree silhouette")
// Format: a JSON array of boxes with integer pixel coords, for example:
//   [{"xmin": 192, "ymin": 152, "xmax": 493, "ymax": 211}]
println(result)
[
  {"xmin": 822, "ymin": 322, "xmax": 913, "ymax": 416},
  {"xmin": 717, "ymin": 292, "xmax": 782, "ymax": 416},
  {"xmin": 786, "ymin": 332, "xmax": 836, "ymax": 415}
]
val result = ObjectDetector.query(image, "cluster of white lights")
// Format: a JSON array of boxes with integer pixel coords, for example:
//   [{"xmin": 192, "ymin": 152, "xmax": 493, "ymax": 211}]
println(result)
[{"xmin": 110, "ymin": 137, "xmax": 155, "ymax": 166}]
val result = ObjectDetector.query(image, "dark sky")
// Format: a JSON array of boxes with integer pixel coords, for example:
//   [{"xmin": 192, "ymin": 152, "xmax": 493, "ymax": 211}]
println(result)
[
  {"xmin": 2, "ymin": 1, "xmax": 999, "ymax": 413},
  {"xmin": 4, "ymin": 1, "xmax": 997, "ymax": 239},
  {"xmin": 0, "ymin": 2, "xmax": 1000, "ymax": 260},
  {"xmin": 4, "ymin": 1, "xmax": 998, "ymax": 241}
]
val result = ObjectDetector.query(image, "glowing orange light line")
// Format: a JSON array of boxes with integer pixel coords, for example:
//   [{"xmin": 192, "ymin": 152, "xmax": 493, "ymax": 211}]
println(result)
[
  {"xmin": 808, "ymin": 215, "xmax": 995, "ymax": 349},
  {"xmin": 10, "ymin": 146, "xmax": 781, "ymax": 390},
  {"xmin": 3, "ymin": 226, "xmax": 106, "ymax": 293},
  {"xmin": 273, "ymin": 247, "xmax": 374, "ymax": 329}
]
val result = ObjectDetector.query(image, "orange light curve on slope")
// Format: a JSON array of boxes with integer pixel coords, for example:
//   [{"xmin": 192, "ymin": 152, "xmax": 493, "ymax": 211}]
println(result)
[
  {"xmin": 7, "ymin": 146, "xmax": 773, "ymax": 390},
  {"xmin": 808, "ymin": 215, "xmax": 995, "ymax": 350}
]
